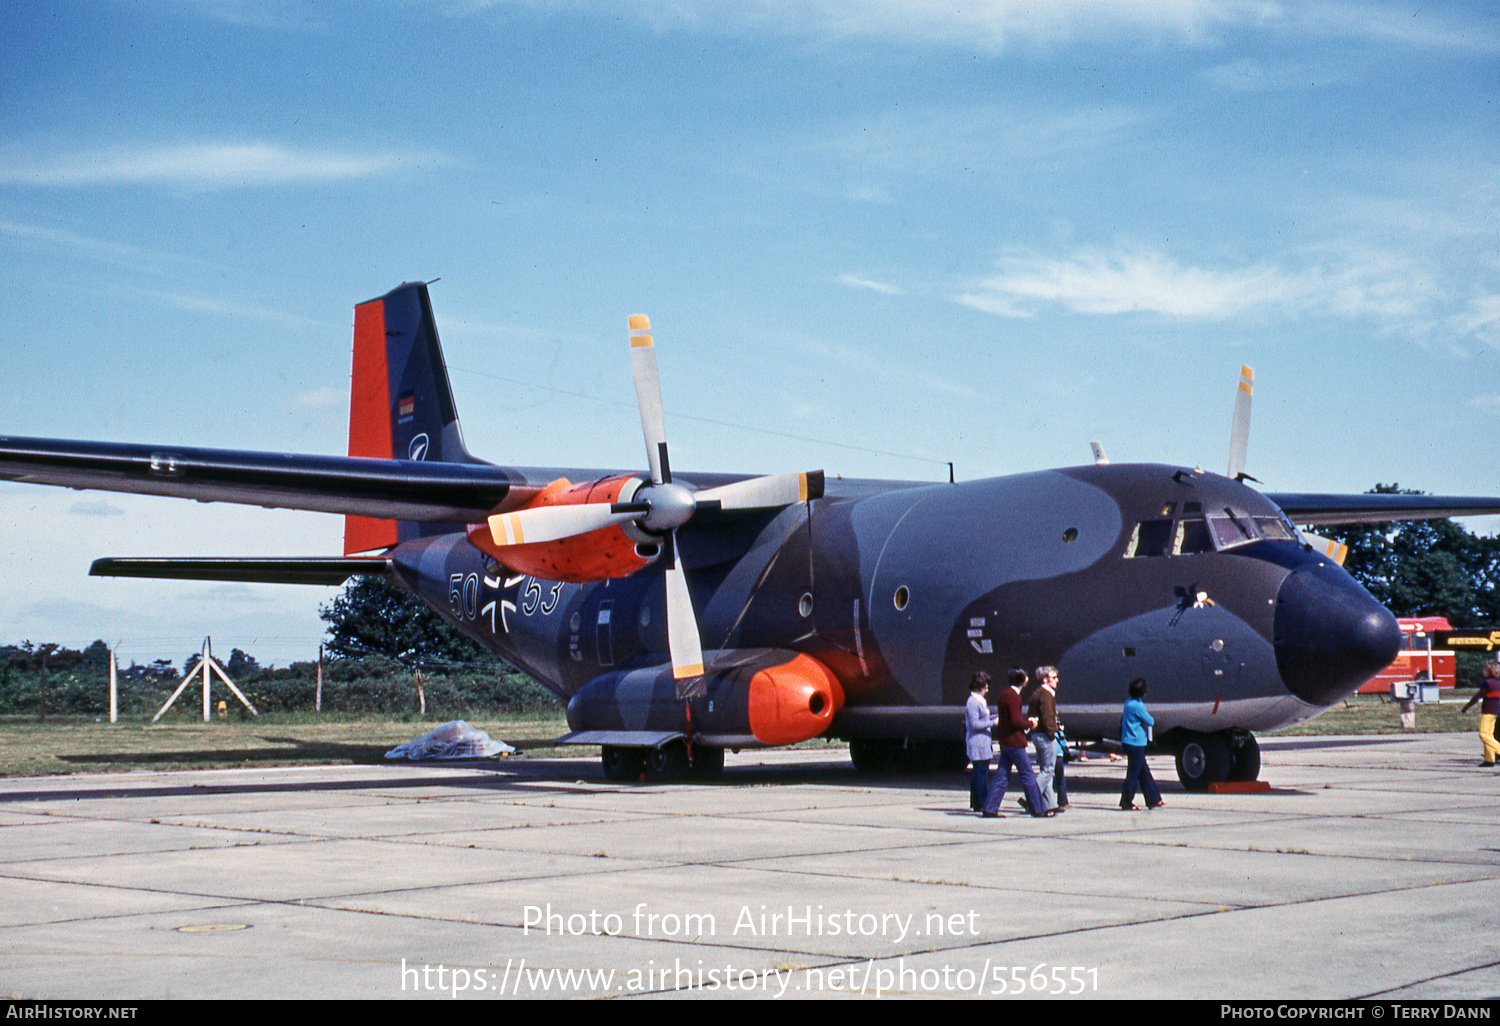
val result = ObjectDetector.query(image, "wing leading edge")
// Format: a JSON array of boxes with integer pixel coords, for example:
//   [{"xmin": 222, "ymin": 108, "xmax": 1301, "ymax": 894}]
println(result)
[{"xmin": 1266, "ymin": 492, "xmax": 1500, "ymax": 527}]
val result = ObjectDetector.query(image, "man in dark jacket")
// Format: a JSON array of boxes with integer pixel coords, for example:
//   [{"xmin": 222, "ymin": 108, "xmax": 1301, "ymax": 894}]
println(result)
[
  {"xmin": 981, "ymin": 668, "xmax": 1052, "ymax": 818},
  {"xmin": 1030, "ymin": 665, "xmax": 1061, "ymax": 813}
]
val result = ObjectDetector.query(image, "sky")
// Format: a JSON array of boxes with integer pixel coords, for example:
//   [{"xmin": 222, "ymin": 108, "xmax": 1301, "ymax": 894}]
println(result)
[{"xmin": 1, "ymin": 0, "xmax": 1497, "ymax": 668}]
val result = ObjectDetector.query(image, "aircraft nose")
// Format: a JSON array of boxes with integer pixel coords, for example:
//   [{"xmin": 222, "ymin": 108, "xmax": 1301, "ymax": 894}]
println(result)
[{"xmin": 1273, "ymin": 560, "xmax": 1401, "ymax": 706}]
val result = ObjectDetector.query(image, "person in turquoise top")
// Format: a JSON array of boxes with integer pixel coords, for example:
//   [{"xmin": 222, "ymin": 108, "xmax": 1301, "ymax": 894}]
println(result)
[{"xmin": 1120, "ymin": 677, "xmax": 1164, "ymax": 810}]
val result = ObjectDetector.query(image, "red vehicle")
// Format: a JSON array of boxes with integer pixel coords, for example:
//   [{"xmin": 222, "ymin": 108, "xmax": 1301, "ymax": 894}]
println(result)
[{"xmin": 1360, "ymin": 617, "xmax": 1454, "ymax": 695}]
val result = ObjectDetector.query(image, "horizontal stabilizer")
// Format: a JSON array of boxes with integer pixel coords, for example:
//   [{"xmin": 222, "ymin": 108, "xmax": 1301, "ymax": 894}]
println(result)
[{"xmin": 90, "ymin": 557, "xmax": 392, "ymax": 585}]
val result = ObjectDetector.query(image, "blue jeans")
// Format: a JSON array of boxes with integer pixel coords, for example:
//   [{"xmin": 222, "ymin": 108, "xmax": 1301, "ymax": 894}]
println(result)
[
  {"xmin": 1121, "ymin": 744, "xmax": 1161, "ymax": 808},
  {"xmin": 982, "ymin": 745, "xmax": 1046, "ymax": 816},
  {"xmin": 969, "ymin": 760, "xmax": 991, "ymax": 810},
  {"xmin": 1031, "ymin": 732, "xmax": 1057, "ymax": 811}
]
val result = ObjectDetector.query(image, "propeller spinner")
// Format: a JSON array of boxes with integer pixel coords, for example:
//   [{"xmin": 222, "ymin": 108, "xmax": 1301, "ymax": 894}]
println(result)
[{"xmin": 486, "ymin": 315, "xmax": 824, "ymax": 679}]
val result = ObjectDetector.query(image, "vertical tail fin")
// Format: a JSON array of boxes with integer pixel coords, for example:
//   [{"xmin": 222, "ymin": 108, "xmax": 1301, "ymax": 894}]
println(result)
[{"xmin": 345, "ymin": 282, "xmax": 476, "ymax": 555}]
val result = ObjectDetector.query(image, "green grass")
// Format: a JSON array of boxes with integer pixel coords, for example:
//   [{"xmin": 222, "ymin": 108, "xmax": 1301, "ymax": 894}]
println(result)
[{"xmin": 1267, "ymin": 694, "xmax": 1481, "ymax": 735}]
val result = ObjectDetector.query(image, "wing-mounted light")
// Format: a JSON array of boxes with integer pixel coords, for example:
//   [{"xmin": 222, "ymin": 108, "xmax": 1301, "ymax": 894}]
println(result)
[{"xmin": 472, "ymin": 315, "xmax": 824, "ymax": 681}]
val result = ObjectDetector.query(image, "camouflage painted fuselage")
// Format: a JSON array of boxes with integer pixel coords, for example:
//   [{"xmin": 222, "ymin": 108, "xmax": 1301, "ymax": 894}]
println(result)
[{"xmin": 393, "ymin": 461, "xmax": 1398, "ymax": 746}]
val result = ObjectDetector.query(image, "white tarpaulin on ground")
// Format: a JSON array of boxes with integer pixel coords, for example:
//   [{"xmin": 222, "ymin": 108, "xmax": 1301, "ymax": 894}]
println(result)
[{"xmin": 384, "ymin": 720, "xmax": 516, "ymax": 760}]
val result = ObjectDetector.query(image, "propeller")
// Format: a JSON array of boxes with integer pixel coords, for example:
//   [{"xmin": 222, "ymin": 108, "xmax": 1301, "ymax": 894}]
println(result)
[
  {"xmin": 487, "ymin": 315, "xmax": 823, "ymax": 679},
  {"xmin": 1227, "ymin": 364, "xmax": 1256, "ymax": 483},
  {"xmin": 1220, "ymin": 363, "xmax": 1347, "ymax": 564}
]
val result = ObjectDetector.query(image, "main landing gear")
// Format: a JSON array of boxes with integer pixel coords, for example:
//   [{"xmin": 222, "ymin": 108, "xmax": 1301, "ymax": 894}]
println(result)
[
  {"xmin": 1172, "ymin": 730, "xmax": 1260, "ymax": 791},
  {"xmin": 600, "ymin": 742, "xmax": 724, "ymax": 783}
]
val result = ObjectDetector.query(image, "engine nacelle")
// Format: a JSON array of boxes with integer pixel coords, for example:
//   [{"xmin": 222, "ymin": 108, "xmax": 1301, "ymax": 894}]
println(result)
[
  {"xmin": 467, "ymin": 475, "xmax": 659, "ymax": 582},
  {"xmin": 567, "ymin": 649, "xmax": 844, "ymax": 747}
]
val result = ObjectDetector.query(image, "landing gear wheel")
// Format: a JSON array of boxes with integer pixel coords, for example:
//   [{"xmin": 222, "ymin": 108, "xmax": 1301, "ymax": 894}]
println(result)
[
  {"xmin": 1175, "ymin": 731, "xmax": 1232, "ymax": 791},
  {"xmin": 645, "ymin": 741, "xmax": 691, "ymax": 782},
  {"xmin": 688, "ymin": 745, "xmax": 725, "ymax": 780},
  {"xmin": 1228, "ymin": 733, "xmax": 1261, "ymax": 782},
  {"xmin": 601, "ymin": 746, "xmax": 646, "ymax": 782}
]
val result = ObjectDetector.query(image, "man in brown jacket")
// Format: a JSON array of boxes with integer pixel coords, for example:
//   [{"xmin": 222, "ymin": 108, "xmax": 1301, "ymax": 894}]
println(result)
[{"xmin": 1030, "ymin": 666, "xmax": 1062, "ymax": 813}]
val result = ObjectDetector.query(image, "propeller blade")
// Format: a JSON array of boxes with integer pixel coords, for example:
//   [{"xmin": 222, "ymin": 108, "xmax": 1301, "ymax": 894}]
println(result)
[
  {"xmin": 696, "ymin": 470, "xmax": 824, "ymax": 511},
  {"xmin": 487, "ymin": 501, "xmax": 649, "ymax": 546},
  {"xmin": 1228, "ymin": 364, "xmax": 1253, "ymax": 481},
  {"xmin": 629, "ymin": 315, "xmax": 670, "ymax": 484},
  {"xmin": 663, "ymin": 532, "xmax": 704, "ymax": 680}
]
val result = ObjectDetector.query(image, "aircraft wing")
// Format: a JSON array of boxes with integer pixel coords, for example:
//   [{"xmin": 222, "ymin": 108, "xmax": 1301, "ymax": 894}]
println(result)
[
  {"xmin": 1266, "ymin": 492, "xmax": 1500, "ymax": 526},
  {"xmin": 0, "ymin": 435, "xmax": 849, "ymax": 522},
  {"xmin": 0, "ymin": 435, "xmax": 525, "ymax": 521}
]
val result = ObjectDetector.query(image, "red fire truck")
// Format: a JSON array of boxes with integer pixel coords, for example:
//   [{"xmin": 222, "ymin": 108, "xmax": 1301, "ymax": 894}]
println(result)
[{"xmin": 1360, "ymin": 616, "xmax": 1455, "ymax": 695}]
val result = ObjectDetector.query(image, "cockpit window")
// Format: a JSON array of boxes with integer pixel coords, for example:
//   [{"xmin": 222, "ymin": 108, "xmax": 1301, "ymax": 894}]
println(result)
[
  {"xmin": 1125, "ymin": 519, "xmax": 1173, "ymax": 558},
  {"xmin": 1253, "ymin": 516, "xmax": 1296, "ymax": 542},
  {"xmin": 1207, "ymin": 512, "xmax": 1255, "ymax": 549},
  {"xmin": 1127, "ymin": 505, "xmax": 1295, "ymax": 558},
  {"xmin": 1174, "ymin": 517, "xmax": 1214, "ymax": 555}
]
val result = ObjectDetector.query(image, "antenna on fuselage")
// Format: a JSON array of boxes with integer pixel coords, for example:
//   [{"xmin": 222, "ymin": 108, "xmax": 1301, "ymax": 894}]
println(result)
[{"xmin": 1090, "ymin": 441, "xmax": 1109, "ymax": 465}]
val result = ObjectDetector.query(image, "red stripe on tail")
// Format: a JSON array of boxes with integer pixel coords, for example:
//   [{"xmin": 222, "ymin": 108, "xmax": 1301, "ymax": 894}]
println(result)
[{"xmin": 344, "ymin": 298, "xmax": 398, "ymax": 555}]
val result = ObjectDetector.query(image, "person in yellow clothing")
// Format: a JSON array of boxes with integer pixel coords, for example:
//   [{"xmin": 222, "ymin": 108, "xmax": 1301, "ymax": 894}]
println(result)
[{"xmin": 1461, "ymin": 662, "xmax": 1500, "ymax": 767}]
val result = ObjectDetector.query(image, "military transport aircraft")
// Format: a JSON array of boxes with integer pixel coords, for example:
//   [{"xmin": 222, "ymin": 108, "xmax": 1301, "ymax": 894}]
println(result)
[{"xmin": 4, "ymin": 282, "xmax": 1499, "ymax": 786}]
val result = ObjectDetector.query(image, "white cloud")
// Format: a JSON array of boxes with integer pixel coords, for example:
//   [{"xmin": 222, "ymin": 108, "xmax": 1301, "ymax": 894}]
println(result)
[
  {"xmin": 462, "ymin": 1, "xmax": 1497, "ymax": 54},
  {"xmin": 1202, "ymin": 57, "xmax": 1334, "ymax": 93},
  {"xmin": 958, "ymin": 247, "xmax": 1299, "ymax": 319},
  {"xmin": 0, "ymin": 142, "xmax": 445, "ymax": 190},
  {"xmin": 1453, "ymin": 294, "xmax": 1500, "ymax": 344},
  {"xmin": 288, "ymin": 386, "xmax": 345, "ymax": 414},
  {"xmin": 144, "ymin": 290, "xmax": 320, "ymax": 326},
  {"xmin": 956, "ymin": 245, "xmax": 1442, "ymax": 323},
  {"xmin": 839, "ymin": 274, "xmax": 902, "ymax": 296}
]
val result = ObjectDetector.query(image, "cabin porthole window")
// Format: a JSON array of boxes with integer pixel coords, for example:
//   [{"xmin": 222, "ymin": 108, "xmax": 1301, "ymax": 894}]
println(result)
[
  {"xmin": 893, "ymin": 585, "xmax": 910, "ymax": 611},
  {"xmin": 798, "ymin": 592, "xmax": 814, "ymax": 618}
]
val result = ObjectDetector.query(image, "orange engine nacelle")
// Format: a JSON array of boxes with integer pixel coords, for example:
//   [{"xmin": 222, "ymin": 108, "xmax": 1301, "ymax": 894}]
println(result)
[
  {"xmin": 467, "ymin": 476, "xmax": 658, "ymax": 582},
  {"xmin": 565, "ymin": 650, "xmax": 846, "ymax": 748},
  {"xmin": 746, "ymin": 653, "xmax": 846, "ymax": 746}
]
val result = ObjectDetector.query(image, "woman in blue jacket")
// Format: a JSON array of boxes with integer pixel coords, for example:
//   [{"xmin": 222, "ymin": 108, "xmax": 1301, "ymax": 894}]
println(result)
[{"xmin": 1120, "ymin": 678, "xmax": 1164, "ymax": 810}]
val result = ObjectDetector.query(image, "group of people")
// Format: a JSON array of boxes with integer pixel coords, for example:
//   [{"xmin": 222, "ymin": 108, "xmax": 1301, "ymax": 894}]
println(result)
[{"xmin": 965, "ymin": 667, "xmax": 1165, "ymax": 815}]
